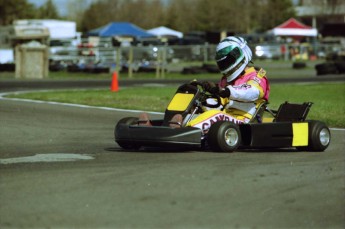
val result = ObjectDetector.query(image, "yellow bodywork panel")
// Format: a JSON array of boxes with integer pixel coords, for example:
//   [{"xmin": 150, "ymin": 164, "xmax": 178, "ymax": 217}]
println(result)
[
  {"xmin": 262, "ymin": 117, "xmax": 274, "ymax": 123},
  {"xmin": 167, "ymin": 93, "xmax": 194, "ymax": 111},
  {"xmin": 292, "ymin": 123, "xmax": 309, "ymax": 146},
  {"xmin": 187, "ymin": 110, "xmax": 222, "ymax": 126}
]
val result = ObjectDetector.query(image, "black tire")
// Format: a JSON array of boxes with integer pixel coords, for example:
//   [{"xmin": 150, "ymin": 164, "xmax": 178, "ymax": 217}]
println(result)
[
  {"xmin": 315, "ymin": 62, "xmax": 338, "ymax": 75},
  {"xmin": 296, "ymin": 121, "xmax": 331, "ymax": 152},
  {"xmin": 207, "ymin": 121, "xmax": 241, "ymax": 152},
  {"xmin": 115, "ymin": 117, "xmax": 140, "ymax": 150},
  {"xmin": 202, "ymin": 63, "xmax": 219, "ymax": 73},
  {"xmin": 334, "ymin": 61, "xmax": 345, "ymax": 73},
  {"xmin": 181, "ymin": 66, "xmax": 207, "ymax": 74},
  {"xmin": 292, "ymin": 62, "xmax": 306, "ymax": 69}
]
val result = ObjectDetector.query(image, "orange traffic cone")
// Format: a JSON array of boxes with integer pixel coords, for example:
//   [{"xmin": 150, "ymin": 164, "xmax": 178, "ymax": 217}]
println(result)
[{"xmin": 111, "ymin": 71, "xmax": 119, "ymax": 92}]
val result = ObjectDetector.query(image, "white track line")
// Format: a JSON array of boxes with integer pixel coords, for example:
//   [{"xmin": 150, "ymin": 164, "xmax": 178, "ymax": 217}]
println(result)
[
  {"xmin": 0, "ymin": 90, "xmax": 163, "ymax": 115},
  {"xmin": 1, "ymin": 90, "xmax": 344, "ymax": 131}
]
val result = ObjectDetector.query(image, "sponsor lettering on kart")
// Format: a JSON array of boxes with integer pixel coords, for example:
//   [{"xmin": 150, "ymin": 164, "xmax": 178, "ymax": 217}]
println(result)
[{"xmin": 191, "ymin": 113, "xmax": 244, "ymax": 131}]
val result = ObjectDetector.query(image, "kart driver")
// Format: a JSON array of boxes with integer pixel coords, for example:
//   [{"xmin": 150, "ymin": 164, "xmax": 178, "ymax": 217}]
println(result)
[
  {"xmin": 202, "ymin": 36, "xmax": 270, "ymax": 123},
  {"xmin": 138, "ymin": 36, "xmax": 270, "ymax": 127}
]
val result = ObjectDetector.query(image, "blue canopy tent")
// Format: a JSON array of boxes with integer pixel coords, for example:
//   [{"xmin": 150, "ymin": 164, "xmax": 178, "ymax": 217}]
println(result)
[{"xmin": 87, "ymin": 22, "xmax": 155, "ymax": 38}]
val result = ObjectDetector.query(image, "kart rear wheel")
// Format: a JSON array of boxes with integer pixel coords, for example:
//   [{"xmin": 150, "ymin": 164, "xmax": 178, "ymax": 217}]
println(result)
[
  {"xmin": 207, "ymin": 121, "xmax": 241, "ymax": 152},
  {"xmin": 296, "ymin": 121, "xmax": 331, "ymax": 152},
  {"xmin": 115, "ymin": 117, "xmax": 141, "ymax": 150}
]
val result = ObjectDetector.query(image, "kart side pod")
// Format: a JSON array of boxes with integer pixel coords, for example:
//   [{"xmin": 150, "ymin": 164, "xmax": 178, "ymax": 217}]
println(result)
[
  {"xmin": 238, "ymin": 101, "xmax": 331, "ymax": 152},
  {"xmin": 239, "ymin": 120, "xmax": 330, "ymax": 151}
]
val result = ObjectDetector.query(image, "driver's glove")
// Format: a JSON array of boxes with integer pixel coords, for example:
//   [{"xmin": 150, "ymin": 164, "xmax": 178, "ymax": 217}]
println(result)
[
  {"xmin": 218, "ymin": 87, "xmax": 230, "ymax": 98},
  {"xmin": 202, "ymin": 81, "xmax": 219, "ymax": 94},
  {"xmin": 190, "ymin": 79, "xmax": 198, "ymax": 86}
]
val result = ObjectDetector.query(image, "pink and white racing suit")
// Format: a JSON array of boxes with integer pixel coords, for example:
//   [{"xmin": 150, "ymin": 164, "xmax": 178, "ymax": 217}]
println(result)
[{"xmin": 218, "ymin": 66, "xmax": 270, "ymax": 123}]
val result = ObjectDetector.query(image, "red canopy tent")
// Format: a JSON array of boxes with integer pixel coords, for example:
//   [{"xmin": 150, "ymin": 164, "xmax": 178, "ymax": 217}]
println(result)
[{"xmin": 271, "ymin": 18, "xmax": 317, "ymax": 37}]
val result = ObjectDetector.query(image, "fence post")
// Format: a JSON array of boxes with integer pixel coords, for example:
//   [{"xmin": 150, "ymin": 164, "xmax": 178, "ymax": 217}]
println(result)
[
  {"xmin": 161, "ymin": 46, "xmax": 166, "ymax": 78},
  {"xmin": 284, "ymin": 44, "xmax": 289, "ymax": 61},
  {"xmin": 203, "ymin": 42, "xmax": 208, "ymax": 63},
  {"xmin": 115, "ymin": 47, "xmax": 121, "ymax": 78},
  {"xmin": 156, "ymin": 47, "xmax": 161, "ymax": 78},
  {"xmin": 128, "ymin": 46, "xmax": 133, "ymax": 78}
]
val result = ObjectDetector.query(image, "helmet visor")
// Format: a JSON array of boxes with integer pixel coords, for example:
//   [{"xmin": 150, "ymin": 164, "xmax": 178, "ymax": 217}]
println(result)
[{"xmin": 216, "ymin": 46, "xmax": 243, "ymax": 72}]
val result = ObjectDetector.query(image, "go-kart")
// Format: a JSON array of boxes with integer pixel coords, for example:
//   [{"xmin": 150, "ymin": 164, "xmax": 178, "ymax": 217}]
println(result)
[{"xmin": 114, "ymin": 81, "xmax": 331, "ymax": 152}]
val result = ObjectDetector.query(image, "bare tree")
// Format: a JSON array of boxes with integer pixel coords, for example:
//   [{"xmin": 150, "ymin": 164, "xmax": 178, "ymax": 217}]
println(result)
[
  {"xmin": 0, "ymin": 0, "xmax": 36, "ymax": 25},
  {"xmin": 79, "ymin": 0, "xmax": 296, "ymax": 34},
  {"xmin": 257, "ymin": 0, "xmax": 296, "ymax": 32},
  {"xmin": 66, "ymin": 0, "xmax": 91, "ymax": 30},
  {"xmin": 81, "ymin": 0, "xmax": 165, "ymax": 31},
  {"xmin": 165, "ymin": 0, "xmax": 199, "ymax": 32},
  {"xmin": 37, "ymin": 0, "xmax": 60, "ymax": 19},
  {"xmin": 81, "ymin": 0, "xmax": 121, "ymax": 31},
  {"xmin": 118, "ymin": 0, "xmax": 164, "ymax": 29}
]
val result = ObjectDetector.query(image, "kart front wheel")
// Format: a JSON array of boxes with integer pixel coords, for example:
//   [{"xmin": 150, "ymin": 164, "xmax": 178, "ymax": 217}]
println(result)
[
  {"xmin": 115, "ymin": 117, "xmax": 141, "ymax": 150},
  {"xmin": 296, "ymin": 121, "xmax": 331, "ymax": 152},
  {"xmin": 207, "ymin": 121, "xmax": 241, "ymax": 152}
]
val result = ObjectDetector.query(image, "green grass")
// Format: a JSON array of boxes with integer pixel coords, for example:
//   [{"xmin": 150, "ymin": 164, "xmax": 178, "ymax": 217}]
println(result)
[
  {"xmin": 6, "ymin": 82, "xmax": 345, "ymax": 128},
  {"xmin": 269, "ymin": 83, "xmax": 345, "ymax": 127}
]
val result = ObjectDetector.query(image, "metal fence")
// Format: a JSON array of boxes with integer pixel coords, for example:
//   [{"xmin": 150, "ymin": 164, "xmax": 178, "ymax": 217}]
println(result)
[{"xmin": 49, "ymin": 42, "xmax": 344, "ymax": 77}]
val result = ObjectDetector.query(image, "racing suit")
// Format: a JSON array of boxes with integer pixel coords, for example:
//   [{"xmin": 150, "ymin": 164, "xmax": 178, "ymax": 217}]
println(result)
[{"xmin": 218, "ymin": 66, "xmax": 270, "ymax": 123}]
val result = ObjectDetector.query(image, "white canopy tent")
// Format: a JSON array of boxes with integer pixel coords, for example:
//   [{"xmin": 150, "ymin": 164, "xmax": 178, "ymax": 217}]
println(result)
[
  {"xmin": 271, "ymin": 18, "xmax": 317, "ymax": 37},
  {"xmin": 147, "ymin": 26, "xmax": 183, "ymax": 38}
]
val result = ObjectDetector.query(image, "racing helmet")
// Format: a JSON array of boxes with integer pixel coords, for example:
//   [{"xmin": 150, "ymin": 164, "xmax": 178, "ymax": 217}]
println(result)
[{"xmin": 215, "ymin": 36, "xmax": 252, "ymax": 82}]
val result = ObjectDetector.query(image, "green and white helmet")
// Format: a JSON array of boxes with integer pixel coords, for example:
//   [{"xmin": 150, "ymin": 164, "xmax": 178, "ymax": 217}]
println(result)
[{"xmin": 215, "ymin": 36, "xmax": 252, "ymax": 82}]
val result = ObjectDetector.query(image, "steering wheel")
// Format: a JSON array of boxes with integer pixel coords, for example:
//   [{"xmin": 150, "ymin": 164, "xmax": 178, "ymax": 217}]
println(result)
[
  {"xmin": 190, "ymin": 81, "xmax": 222, "ymax": 108},
  {"xmin": 201, "ymin": 92, "xmax": 222, "ymax": 108}
]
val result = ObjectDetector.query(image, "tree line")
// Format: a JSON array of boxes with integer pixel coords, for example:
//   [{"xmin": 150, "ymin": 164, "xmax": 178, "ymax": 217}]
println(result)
[
  {"xmin": 0, "ymin": 0, "xmax": 59, "ymax": 25},
  {"xmin": 0, "ymin": 0, "xmax": 297, "ymax": 34}
]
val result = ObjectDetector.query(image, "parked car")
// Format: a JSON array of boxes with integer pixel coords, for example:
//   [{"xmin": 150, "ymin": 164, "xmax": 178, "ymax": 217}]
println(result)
[
  {"xmin": 252, "ymin": 43, "xmax": 281, "ymax": 60},
  {"xmin": 121, "ymin": 45, "xmax": 174, "ymax": 62}
]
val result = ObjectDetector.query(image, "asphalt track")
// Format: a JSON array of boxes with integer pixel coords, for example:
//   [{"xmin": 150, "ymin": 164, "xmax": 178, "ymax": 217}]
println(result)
[{"xmin": 0, "ymin": 78, "xmax": 344, "ymax": 229}]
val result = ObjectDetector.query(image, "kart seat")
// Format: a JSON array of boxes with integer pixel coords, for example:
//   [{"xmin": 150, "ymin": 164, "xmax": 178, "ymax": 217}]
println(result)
[
  {"xmin": 251, "ymin": 99, "xmax": 269, "ymax": 123},
  {"xmin": 163, "ymin": 83, "xmax": 200, "ymax": 127},
  {"xmin": 274, "ymin": 101, "xmax": 313, "ymax": 122}
]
